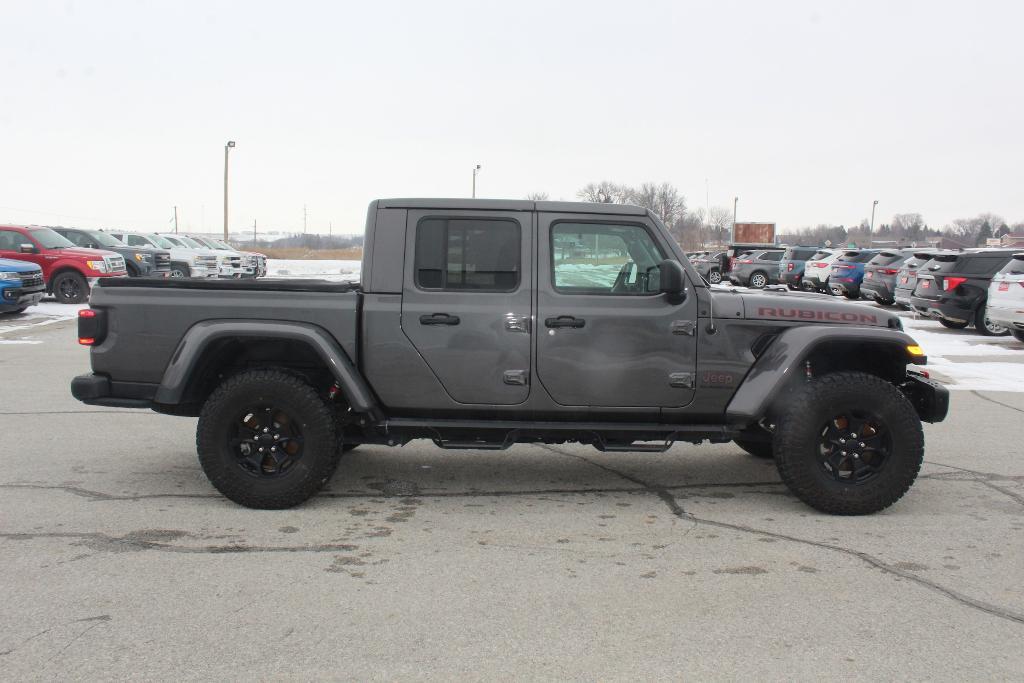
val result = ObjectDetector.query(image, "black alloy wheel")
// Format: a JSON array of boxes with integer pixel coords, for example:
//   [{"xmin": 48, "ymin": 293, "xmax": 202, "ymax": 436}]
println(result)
[
  {"xmin": 817, "ymin": 411, "xmax": 891, "ymax": 484},
  {"xmin": 231, "ymin": 406, "xmax": 305, "ymax": 477}
]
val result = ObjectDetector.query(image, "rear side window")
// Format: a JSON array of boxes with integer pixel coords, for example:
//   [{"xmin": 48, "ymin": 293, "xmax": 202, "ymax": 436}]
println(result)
[
  {"xmin": 961, "ymin": 256, "xmax": 1012, "ymax": 276},
  {"xmin": 126, "ymin": 235, "xmax": 149, "ymax": 247},
  {"xmin": 997, "ymin": 256, "xmax": 1024, "ymax": 275},
  {"xmin": 784, "ymin": 247, "xmax": 818, "ymax": 260},
  {"xmin": 839, "ymin": 251, "xmax": 876, "ymax": 263},
  {"xmin": 809, "ymin": 250, "xmax": 832, "ymax": 261},
  {"xmin": 415, "ymin": 217, "xmax": 520, "ymax": 292},
  {"xmin": 759, "ymin": 251, "xmax": 784, "ymax": 261}
]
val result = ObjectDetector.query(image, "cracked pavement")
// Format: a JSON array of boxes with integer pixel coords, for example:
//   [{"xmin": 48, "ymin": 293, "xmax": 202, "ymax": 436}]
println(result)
[{"xmin": 1, "ymin": 322, "xmax": 1022, "ymax": 679}]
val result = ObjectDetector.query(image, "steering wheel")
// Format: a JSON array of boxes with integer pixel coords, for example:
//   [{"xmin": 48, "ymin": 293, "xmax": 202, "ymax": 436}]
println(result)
[{"xmin": 610, "ymin": 261, "xmax": 636, "ymax": 293}]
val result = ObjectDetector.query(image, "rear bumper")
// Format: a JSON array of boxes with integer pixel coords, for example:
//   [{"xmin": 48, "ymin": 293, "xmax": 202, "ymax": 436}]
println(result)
[
  {"xmin": 71, "ymin": 373, "xmax": 156, "ymax": 409},
  {"xmin": 910, "ymin": 295, "xmax": 972, "ymax": 323},
  {"xmin": 780, "ymin": 272, "xmax": 803, "ymax": 286},
  {"xmin": 861, "ymin": 280, "xmax": 895, "ymax": 301},
  {"xmin": 986, "ymin": 304, "xmax": 1024, "ymax": 330}
]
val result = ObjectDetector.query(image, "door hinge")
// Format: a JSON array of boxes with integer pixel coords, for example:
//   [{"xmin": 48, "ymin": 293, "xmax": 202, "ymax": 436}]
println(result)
[
  {"xmin": 671, "ymin": 320, "xmax": 697, "ymax": 336},
  {"xmin": 504, "ymin": 316, "xmax": 531, "ymax": 333},
  {"xmin": 669, "ymin": 372, "xmax": 695, "ymax": 389},
  {"xmin": 503, "ymin": 370, "xmax": 529, "ymax": 386}
]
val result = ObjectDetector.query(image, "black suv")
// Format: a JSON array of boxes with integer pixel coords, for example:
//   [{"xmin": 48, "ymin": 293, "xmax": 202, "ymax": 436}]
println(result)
[
  {"xmin": 910, "ymin": 249, "xmax": 1017, "ymax": 335},
  {"xmin": 861, "ymin": 248, "xmax": 916, "ymax": 306},
  {"xmin": 53, "ymin": 227, "xmax": 171, "ymax": 278}
]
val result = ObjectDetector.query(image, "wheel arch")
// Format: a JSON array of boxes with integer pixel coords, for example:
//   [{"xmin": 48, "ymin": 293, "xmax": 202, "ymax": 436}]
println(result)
[
  {"xmin": 46, "ymin": 265, "xmax": 88, "ymax": 292},
  {"xmin": 153, "ymin": 320, "xmax": 382, "ymax": 420},
  {"xmin": 726, "ymin": 325, "xmax": 921, "ymax": 425}
]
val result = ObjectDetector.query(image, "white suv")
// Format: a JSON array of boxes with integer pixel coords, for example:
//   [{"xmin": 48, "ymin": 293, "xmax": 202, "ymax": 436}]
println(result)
[
  {"xmin": 158, "ymin": 234, "xmax": 245, "ymax": 278},
  {"xmin": 987, "ymin": 252, "xmax": 1024, "ymax": 343},
  {"xmin": 801, "ymin": 248, "xmax": 843, "ymax": 292}
]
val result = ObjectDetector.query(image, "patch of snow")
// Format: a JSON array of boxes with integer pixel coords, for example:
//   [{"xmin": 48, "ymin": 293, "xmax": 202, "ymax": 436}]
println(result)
[{"xmin": 265, "ymin": 259, "xmax": 361, "ymax": 282}]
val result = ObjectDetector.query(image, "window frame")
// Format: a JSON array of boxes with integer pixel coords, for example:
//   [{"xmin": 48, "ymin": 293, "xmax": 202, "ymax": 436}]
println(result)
[
  {"xmin": 549, "ymin": 219, "xmax": 667, "ymax": 297},
  {"xmin": 413, "ymin": 215, "xmax": 523, "ymax": 293}
]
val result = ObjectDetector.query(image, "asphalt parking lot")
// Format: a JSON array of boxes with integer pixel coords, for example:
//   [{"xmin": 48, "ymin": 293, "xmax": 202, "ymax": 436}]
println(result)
[{"xmin": 1, "ymin": 319, "xmax": 1022, "ymax": 680}]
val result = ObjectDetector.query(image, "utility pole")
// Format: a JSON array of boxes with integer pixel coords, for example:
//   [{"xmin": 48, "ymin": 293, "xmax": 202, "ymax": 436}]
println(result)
[
  {"xmin": 173, "ymin": 206, "xmax": 179, "ymax": 234},
  {"xmin": 472, "ymin": 164, "xmax": 481, "ymax": 198},
  {"xmin": 329, "ymin": 221, "xmax": 333, "ymax": 238},
  {"xmin": 223, "ymin": 141, "xmax": 236, "ymax": 241},
  {"xmin": 732, "ymin": 197, "xmax": 738, "ymax": 243},
  {"xmin": 705, "ymin": 178, "xmax": 710, "ymax": 249},
  {"xmin": 303, "ymin": 204, "xmax": 307, "ymax": 234},
  {"xmin": 253, "ymin": 219, "xmax": 257, "ymax": 246},
  {"xmin": 869, "ymin": 199, "xmax": 879, "ymax": 247}
]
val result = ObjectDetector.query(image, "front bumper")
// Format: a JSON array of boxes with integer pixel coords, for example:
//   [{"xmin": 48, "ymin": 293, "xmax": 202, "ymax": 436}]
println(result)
[
  {"xmin": 0, "ymin": 283, "xmax": 45, "ymax": 311},
  {"xmin": 901, "ymin": 371, "xmax": 950, "ymax": 423},
  {"xmin": 986, "ymin": 304, "xmax": 1024, "ymax": 331}
]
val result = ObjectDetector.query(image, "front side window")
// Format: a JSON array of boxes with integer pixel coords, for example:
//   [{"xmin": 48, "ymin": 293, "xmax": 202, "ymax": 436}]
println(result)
[
  {"xmin": 551, "ymin": 222, "xmax": 665, "ymax": 295},
  {"xmin": 0, "ymin": 230, "xmax": 26, "ymax": 251},
  {"xmin": 415, "ymin": 217, "xmax": 520, "ymax": 291}
]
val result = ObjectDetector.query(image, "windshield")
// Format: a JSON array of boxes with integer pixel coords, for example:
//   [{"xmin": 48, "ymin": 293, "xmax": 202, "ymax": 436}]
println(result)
[
  {"xmin": 175, "ymin": 236, "xmax": 206, "ymax": 249},
  {"xmin": 84, "ymin": 230, "xmax": 125, "ymax": 248},
  {"xmin": 28, "ymin": 227, "xmax": 75, "ymax": 249},
  {"xmin": 147, "ymin": 234, "xmax": 175, "ymax": 249}
]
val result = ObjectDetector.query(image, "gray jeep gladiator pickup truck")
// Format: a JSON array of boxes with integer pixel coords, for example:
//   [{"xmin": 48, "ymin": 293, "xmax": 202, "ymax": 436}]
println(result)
[{"xmin": 71, "ymin": 199, "xmax": 948, "ymax": 514}]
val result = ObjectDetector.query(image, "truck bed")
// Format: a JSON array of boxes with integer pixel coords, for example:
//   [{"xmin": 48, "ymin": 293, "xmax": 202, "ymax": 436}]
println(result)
[{"xmin": 88, "ymin": 278, "xmax": 361, "ymax": 385}]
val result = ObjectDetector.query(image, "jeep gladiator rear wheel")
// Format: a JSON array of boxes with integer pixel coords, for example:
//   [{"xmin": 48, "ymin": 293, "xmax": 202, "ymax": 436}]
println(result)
[
  {"xmin": 773, "ymin": 372, "xmax": 923, "ymax": 515},
  {"xmin": 196, "ymin": 369, "xmax": 339, "ymax": 509}
]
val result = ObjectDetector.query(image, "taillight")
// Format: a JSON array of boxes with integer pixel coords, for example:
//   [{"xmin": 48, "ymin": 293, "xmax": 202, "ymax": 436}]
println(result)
[
  {"xmin": 880, "ymin": 268, "xmax": 898, "ymax": 275},
  {"xmin": 943, "ymin": 277, "xmax": 967, "ymax": 292},
  {"xmin": 737, "ymin": 259, "xmax": 753, "ymax": 264},
  {"xmin": 835, "ymin": 264, "xmax": 855, "ymax": 270},
  {"xmin": 77, "ymin": 308, "xmax": 106, "ymax": 346},
  {"xmin": 814, "ymin": 262, "xmax": 829, "ymax": 268},
  {"xmin": 787, "ymin": 263, "xmax": 794, "ymax": 271}
]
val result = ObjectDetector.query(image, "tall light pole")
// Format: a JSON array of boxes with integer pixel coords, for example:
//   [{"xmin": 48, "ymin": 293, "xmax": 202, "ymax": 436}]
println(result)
[
  {"xmin": 223, "ymin": 140, "xmax": 236, "ymax": 241},
  {"xmin": 869, "ymin": 199, "xmax": 878, "ymax": 247},
  {"xmin": 732, "ymin": 196, "xmax": 738, "ymax": 243},
  {"xmin": 472, "ymin": 164, "xmax": 481, "ymax": 198}
]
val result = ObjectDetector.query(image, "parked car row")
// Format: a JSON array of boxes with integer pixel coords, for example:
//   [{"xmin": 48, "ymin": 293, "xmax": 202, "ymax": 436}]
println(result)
[{"xmin": 0, "ymin": 224, "xmax": 267, "ymax": 306}]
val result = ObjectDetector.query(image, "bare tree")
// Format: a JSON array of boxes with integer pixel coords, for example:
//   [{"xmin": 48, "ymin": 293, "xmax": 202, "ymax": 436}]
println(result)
[
  {"xmin": 891, "ymin": 213, "xmax": 925, "ymax": 241},
  {"xmin": 576, "ymin": 181, "xmax": 632, "ymax": 204},
  {"xmin": 630, "ymin": 182, "xmax": 686, "ymax": 228},
  {"xmin": 524, "ymin": 192, "xmax": 549, "ymax": 201},
  {"xmin": 708, "ymin": 206, "xmax": 732, "ymax": 243}
]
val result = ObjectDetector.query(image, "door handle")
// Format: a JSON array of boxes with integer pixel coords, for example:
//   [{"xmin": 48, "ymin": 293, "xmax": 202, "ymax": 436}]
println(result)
[
  {"xmin": 545, "ymin": 315, "xmax": 585, "ymax": 329},
  {"xmin": 419, "ymin": 313, "xmax": 460, "ymax": 326}
]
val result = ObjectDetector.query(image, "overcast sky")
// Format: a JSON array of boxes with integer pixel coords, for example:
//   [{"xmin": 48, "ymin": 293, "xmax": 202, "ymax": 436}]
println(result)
[{"xmin": 2, "ymin": 0, "xmax": 1022, "ymax": 235}]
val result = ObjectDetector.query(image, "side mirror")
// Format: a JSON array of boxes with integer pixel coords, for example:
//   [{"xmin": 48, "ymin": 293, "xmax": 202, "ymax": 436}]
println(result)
[
  {"xmin": 19, "ymin": 243, "xmax": 36, "ymax": 254},
  {"xmin": 658, "ymin": 259, "xmax": 686, "ymax": 303}
]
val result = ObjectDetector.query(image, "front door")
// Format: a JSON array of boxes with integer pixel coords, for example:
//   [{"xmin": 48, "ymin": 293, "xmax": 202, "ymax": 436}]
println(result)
[
  {"xmin": 535, "ymin": 213, "xmax": 698, "ymax": 408},
  {"xmin": 0, "ymin": 229, "xmax": 44, "ymax": 269},
  {"xmin": 400, "ymin": 209, "xmax": 533, "ymax": 405}
]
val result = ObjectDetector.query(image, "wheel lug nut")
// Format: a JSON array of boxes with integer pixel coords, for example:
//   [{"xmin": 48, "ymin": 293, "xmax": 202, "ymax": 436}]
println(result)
[
  {"xmin": 841, "ymin": 451, "xmax": 847, "ymax": 456},
  {"xmin": 853, "ymin": 453, "xmax": 860, "ymax": 459},
  {"xmin": 839, "ymin": 438, "xmax": 846, "ymax": 444},
  {"xmin": 258, "ymin": 447, "xmax": 264, "ymax": 452},
  {"xmin": 859, "ymin": 442, "xmax": 866, "ymax": 448},
  {"xmin": 271, "ymin": 447, "xmax": 276, "ymax": 452},
  {"xmin": 263, "ymin": 428, "xmax": 269, "ymax": 433},
  {"xmin": 850, "ymin": 433, "xmax": 857, "ymax": 438}
]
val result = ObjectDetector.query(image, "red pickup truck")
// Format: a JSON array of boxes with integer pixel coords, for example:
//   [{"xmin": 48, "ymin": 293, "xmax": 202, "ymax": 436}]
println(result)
[{"xmin": 0, "ymin": 225, "xmax": 128, "ymax": 303}]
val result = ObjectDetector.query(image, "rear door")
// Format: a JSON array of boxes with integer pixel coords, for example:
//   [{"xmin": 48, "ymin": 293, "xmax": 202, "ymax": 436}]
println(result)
[
  {"xmin": 535, "ymin": 213, "xmax": 698, "ymax": 408},
  {"xmin": 400, "ymin": 209, "xmax": 533, "ymax": 405}
]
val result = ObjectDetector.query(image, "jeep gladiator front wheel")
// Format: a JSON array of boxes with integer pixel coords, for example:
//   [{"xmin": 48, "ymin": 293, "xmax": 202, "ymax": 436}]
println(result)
[
  {"xmin": 196, "ymin": 369, "xmax": 340, "ymax": 509},
  {"xmin": 773, "ymin": 372, "xmax": 924, "ymax": 515}
]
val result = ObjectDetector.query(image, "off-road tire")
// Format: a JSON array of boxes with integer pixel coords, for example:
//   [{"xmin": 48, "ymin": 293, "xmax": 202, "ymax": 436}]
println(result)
[
  {"xmin": 734, "ymin": 438, "xmax": 773, "ymax": 459},
  {"xmin": 1012, "ymin": 330, "xmax": 1024, "ymax": 343},
  {"xmin": 938, "ymin": 319, "xmax": 969, "ymax": 330},
  {"xmin": 749, "ymin": 271, "xmax": 768, "ymax": 289},
  {"xmin": 773, "ymin": 372, "xmax": 924, "ymax": 515},
  {"xmin": 197, "ymin": 369, "xmax": 339, "ymax": 509},
  {"xmin": 974, "ymin": 306, "xmax": 1009, "ymax": 337},
  {"xmin": 52, "ymin": 271, "xmax": 89, "ymax": 304}
]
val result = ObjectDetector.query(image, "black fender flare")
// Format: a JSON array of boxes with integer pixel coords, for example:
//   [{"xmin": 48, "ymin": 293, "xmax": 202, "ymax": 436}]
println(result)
[
  {"xmin": 153, "ymin": 320, "xmax": 382, "ymax": 420},
  {"xmin": 725, "ymin": 325, "xmax": 922, "ymax": 424}
]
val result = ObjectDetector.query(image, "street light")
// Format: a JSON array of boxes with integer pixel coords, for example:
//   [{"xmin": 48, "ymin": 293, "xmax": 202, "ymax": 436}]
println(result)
[
  {"xmin": 223, "ymin": 140, "xmax": 236, "ymax": 241},
  {"xmin": 869, "ymin": 199, "xmax": 878, "ymax": 247},
  {"xmin": 472, "ymin": 164, "xmax": 481, "ymax": 198},
  {"xmin": 732, "ymin": 196, "xmax": 738, "ymax": 243}
]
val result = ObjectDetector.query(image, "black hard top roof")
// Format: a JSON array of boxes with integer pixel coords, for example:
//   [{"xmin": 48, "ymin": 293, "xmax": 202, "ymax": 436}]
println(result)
[{"xmin": 375, "ymin": 198, "xmax": 650, "ymax": 216}]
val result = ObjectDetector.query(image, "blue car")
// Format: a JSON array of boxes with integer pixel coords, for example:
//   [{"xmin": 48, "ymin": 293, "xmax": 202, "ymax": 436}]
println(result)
[
  {"xmin": 829, "ymin": 249, "xmax": 881, "ymax": 299},
  {"xmin": 0, "ymin": 258, "xmax": 46, "ymax": 314}
]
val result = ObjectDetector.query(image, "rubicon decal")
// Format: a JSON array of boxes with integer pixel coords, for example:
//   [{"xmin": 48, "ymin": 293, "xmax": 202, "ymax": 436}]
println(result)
[{"xmin": 757, "ymin": 307, "xmax": 878, "ymax": 324}]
